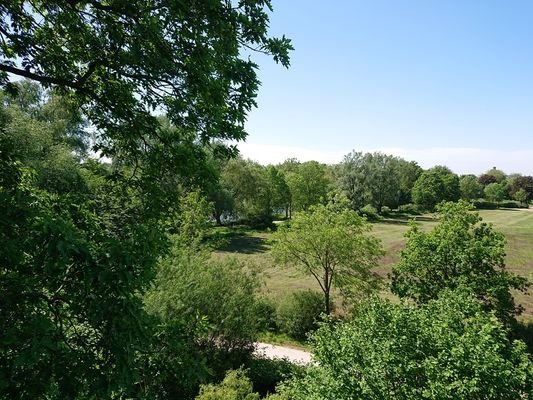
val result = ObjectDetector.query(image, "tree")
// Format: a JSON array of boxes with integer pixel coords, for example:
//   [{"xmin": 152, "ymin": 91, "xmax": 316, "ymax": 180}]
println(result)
[
  {"xmin": 265, "ymin": 165, "xmax": 290, "ymax": 217},
  {"xmin": 221, "ymin": 158, "xmax": 272, "ymax": 224},
  {"xmin": 514, "ymin": 188, "xmax": 529, "ymax": 207},
  {"xmin": 286, "ymin": 161, "xmax": 331, "ymax": 213},
  {"xmin": 396, "ymin": 159, "xmax": 423, "ymax": 205},
  {"xmin": 510, "ymin": 175, "xmax": 533, "ymax": 201},
  {"xmin": 280, "ymin": 290, "xmax": 533, "ymax": 400},
  {"xmin": 484, "ymin": 182, "xmax": 506, "ymax": 205},
  {"xmin": 0, "ymin": 1, "xmax": 292, "ymax": 164},
  {"xmin": 459, "ymin": 174, "xmax": 484, "ymax": 200},
  {"xmin": 391, "ymin": 201, "xmax": 529, "ymax": 323},
  {"xmin": 485, "ymin": 167, "xmax": 507, "ymax": 183},
  {"xmin": 337, "ymin": 151, "xmax": 405, "ymax": 212},
  {"xmin": 479, "ymin": 173, "xmax": 498, "ymax": 185},
  {"xmin": 271, "ymin": 195, "xmax": 383, "ymax": 314},
  {"xmin": 412, "ymin": 166, "xmax": 459, "ymax": 211}
]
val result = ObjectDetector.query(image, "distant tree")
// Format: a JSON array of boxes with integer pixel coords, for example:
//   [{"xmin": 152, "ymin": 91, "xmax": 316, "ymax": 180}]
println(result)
[
  {"xmin": 397, "ymin": 160, "xmax": 423, "ymax": 205},
  {"xmin": 485, "ymin": 167, "xmax": 507, "ymax": 183},
  {"xmin": 459, "ymin": 174, "xmax": 484, "ymax": 200},
  {"xmin": 281, "ymin": 290, "xmax": 533, "ymax": 400},
  {"xmin": 411, "ymin": 166, "xmax": 459, "ymax": 211},
  {"xmin": 484, "ymin": 182, "xmax": 506, "ymax": 205},
  {"xmin": 391, "ymin": 201, "xmax": 529, "ymax": 324},
  {"xmin": 266, "ymin": 165, "xmax": 290, "ymax": 217},
  {"xmin": 285, "ymin": 161, "xmax": 331, "ymax": 213},
  {"xmin": 479, "ymin": 173, "xmax": 498, "ymax": 185},
  {"xmin": 337, "ymin": 151, "xmax": 408, "ymax": 212},
  {"xmin": 510, "ymin": 175, "xmax": 533, "ymax": 201},
  {"xmin": 514, "ymin": 188, "xmax": 529, "ymax": 207},
  {"xmin": 221, "ymin": 158, "xmax": 272, "ymax": 224},
  {"xmin": 271, "ymin": 195, "xmax": 383, "ymax": 314}
]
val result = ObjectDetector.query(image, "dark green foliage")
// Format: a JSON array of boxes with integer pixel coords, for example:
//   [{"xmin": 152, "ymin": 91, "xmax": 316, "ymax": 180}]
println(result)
[
  {"xmin": 0, "ymin": 1, "xmax": 293, "ymax": 166},
  {"xmin": 391, "ymin": 201, "xmax": 529, "ymax": 324},
  {"xmin": 281, "ymin": 290, "xmax": 533, "ymax": 400},
  {"xmin": 276, "ymin": 290, "xmax": 325, "ymax": 340},
  {"xmin": 0, "ymin": 132, "xmax": 165, "ymax": 398},
  {"xmin": 411, "ymin": 166, "xmax": 460, "ymax": 211},
  {"xmin": 510, "ymin": 175, "xmax": 533, "ymax": 201},
  {"xmin": 246, "ymin": 358, "xmax": 302, "ymax": 397},
  {"xmin": 253, "ymin": 297, "xmax": 278, "ymax": 333}
]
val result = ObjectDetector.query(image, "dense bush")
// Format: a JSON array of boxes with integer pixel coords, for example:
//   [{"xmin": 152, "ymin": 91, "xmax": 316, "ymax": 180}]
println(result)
[
  {"xmin": 280, "ymin": 290, "xmax": 533, "ymax": 400},
  {"xmin": 359, "ymin": 204, "xmax": 381, "ymax": 220},
  {"xmin": 253, "ymin": 297, "xmax": 278, "ymax": 333},
  {"xmin": 275, "ymin": 290, "xmax": 325, "ymax": 340},
  {"xmin": 473, "ymin": 199, "xmax": 526, "ymax": 209},
  {"xmin": 398, "ymin": 203, "xmax": 421, "ymax": 214},
  {"xmin": 196, "ymin": 369, "xmax": 259, "ymax": 400},
  {"xmin": 246, "ymin": 357, "xmax": 302, "ymax": 396}
]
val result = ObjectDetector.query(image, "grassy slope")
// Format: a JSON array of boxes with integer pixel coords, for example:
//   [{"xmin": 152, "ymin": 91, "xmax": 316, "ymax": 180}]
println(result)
[{"xmin": 212, "ymin": 209, "xmax": 533, "ymax": 320}]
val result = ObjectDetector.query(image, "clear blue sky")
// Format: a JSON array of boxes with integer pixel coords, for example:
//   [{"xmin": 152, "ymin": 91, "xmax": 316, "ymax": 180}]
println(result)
[{"xmin": 240, "ymin": 0, "xmax": 533, "ymax": 174}]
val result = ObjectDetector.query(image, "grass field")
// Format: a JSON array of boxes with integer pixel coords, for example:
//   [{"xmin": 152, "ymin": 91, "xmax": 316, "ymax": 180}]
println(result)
[{"xmin": 212, "ymin": 208, "xmax": 533, "ymax": 320}]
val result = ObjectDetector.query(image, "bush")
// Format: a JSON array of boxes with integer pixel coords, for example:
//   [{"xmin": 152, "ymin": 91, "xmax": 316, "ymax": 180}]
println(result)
[
  {"xmin": 196, "ymin": 369, "xmax": 259, "ymax": 400},
  {"xmin": 253, "ymin": 297, "xmax": 277, "ymax": 332},
  {"xmin": 398, "ymin": 203, "xmax": 420, "ymax": 215},
  {"xmin": 359, "ymin": 204, "xmax": 381, "ymax": 220},
  {"xmin": 246, "ymin": 357, "xmax": 302, "ymax": 396},
  {"xmin": 380, "ymin": 205, "xmax": 391, "ymax": 215},
  {"xmin": 276, "ymin": 290, "xmax": 325, "ymax": 341},
  {"xmin": 472, "ymin": 199, "xmax": 497, "ymax": 209}
]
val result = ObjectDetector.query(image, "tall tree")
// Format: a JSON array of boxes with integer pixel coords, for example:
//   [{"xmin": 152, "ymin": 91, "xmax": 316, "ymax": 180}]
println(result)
[
  {"xmin": 271, "ymin": 195, "xmax": 383, "ymax": 314},
  {"xmin": 286, "ymin": 161, "xmax": 331, "ymax": 213},
  {"xmin": 0, "ymin": 1, "xmax": 292, "ymax": 164}
]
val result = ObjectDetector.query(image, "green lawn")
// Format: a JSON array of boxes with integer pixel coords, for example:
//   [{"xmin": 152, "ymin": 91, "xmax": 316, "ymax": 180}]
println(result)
[{"xmin": 212, "ymin": 209, "xmax": 533, "ymax": 320}]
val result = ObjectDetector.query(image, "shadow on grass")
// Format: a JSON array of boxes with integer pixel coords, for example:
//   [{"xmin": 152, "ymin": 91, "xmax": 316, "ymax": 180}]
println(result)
[
  {"xmin": 215, "ymin": 232, "xmax": 269, "ymax": 254},
  {"xmin": 378, "ymin": 215, "xmax": 436, "ymax": 225}
]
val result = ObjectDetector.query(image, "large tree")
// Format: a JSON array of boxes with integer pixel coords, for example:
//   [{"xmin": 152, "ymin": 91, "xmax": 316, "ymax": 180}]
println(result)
[
  {"xmin": 271, "ymin": 195, "xmax": 383, "ymax": 314},
  {"xmin": 0, "ymin": 1, "xmax": 292, "ymax": 161},
  {"xmin": 412, "ymin": 166, "xmax": 460, "ymax": 211},
  {"xmin": 391, "ymin": 201, "xmax": 529, "ymax": 324}
]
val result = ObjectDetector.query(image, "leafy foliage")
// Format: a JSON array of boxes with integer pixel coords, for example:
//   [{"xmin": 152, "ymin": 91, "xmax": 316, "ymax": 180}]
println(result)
[
  {"xmin": 196, "ymin": 369, "xmax": 260, "ymax": 400},
  {"xmin": 391, "ymin": 201, "xmax": 529, "ymax": 323},
  {"xmin": 276, "ymin": 290, "xmax": 325, "ymax": 341},
  {"xmin": 0, "ymin": 1, "xmax": 293, "ymax": 165},
  {"xmin": 271, "ymin": 195, "xmax": 383, "ymax": 314},
  {"xmin": 411, "ymin": 166, "xmax": 459, "ymax": 211},
  {"xmin": 280, "ymin": 290, "xmax": 532, "ymax": 400}
]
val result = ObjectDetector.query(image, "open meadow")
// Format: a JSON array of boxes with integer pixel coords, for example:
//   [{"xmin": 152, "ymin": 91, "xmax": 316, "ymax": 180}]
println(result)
[{"xmin": 213, "ymin": 208, "xmax": 533, "ymax": 320}]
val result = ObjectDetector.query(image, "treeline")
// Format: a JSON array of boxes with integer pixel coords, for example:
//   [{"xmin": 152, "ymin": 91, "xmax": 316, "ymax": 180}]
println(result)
[{"xmin": 209, "ymin": 152, "xmax": 532, "ymax": 225}]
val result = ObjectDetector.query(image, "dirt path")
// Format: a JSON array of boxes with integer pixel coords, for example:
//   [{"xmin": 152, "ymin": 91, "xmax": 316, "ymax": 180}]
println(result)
[{"xmin": 254, "ymin": 342, "xmax": 313, "ymax": 365}]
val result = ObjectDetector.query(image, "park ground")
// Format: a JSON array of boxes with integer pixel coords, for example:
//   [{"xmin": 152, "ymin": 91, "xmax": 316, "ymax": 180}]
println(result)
[{"xmin": 212, "ymin": 208, "xmax": 533, "ymax": 322}]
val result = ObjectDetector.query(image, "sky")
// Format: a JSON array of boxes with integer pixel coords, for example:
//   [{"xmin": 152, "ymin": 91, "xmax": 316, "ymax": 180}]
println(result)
[{"xmin": 238, "ymin": 0, "xmax": 533, "ymax": 175}]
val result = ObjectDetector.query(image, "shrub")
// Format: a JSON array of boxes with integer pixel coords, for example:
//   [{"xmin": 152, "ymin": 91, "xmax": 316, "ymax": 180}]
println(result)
[
  {"xmin": 359, "ymin": 204, "xmax": 381, "ymax": 220},
  {"xmin": 276, "ymin": 290, "xmax": 325, "ymax": 341},
  {"xmin": 253, "ymin": 297, "xmax": 277, "ymax": 333},
  {"xmin": 196, "ymin": 369, "xmax": 259, "ymax": 400},
  {"xmin": 398, "ymin": 203, "xmax": 420, "ymax": 214},
  {"xmin": 380, "ymin": 205, "xmax": 391, "ymax": 215},
  {"xmin": 246, "ymin": 357, "xmax": 302, "ymax": 396},
  {"xmin": 472, "ymin": 199, "xmax": 497, "ymax": 209}
]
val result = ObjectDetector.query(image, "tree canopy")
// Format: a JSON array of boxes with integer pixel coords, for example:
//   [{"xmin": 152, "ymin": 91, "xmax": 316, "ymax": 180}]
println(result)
[
  {"xmin": 281, "ymin": 290, "xmax": 533, "ymax": 400},
  {"xmin": 271, "ymin": 195, "xmax": 383, "ymax": 314},
  {"xmin": 391, "ymin": 201, "xmax": 529, "ymax": 324}
]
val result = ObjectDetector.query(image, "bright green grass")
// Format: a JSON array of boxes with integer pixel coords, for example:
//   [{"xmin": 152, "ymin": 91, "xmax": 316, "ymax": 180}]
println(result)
[{"xmin": 212, "ymin": 209, "xmax": 533, "ymax": 320}]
